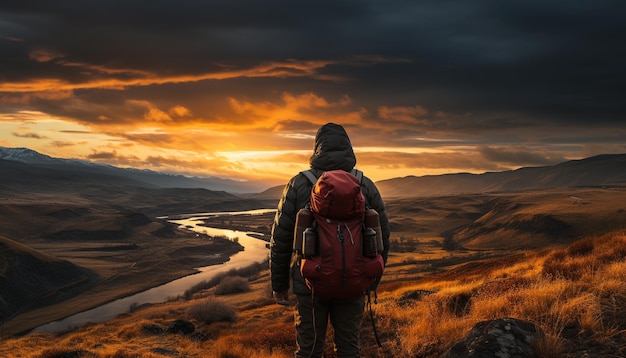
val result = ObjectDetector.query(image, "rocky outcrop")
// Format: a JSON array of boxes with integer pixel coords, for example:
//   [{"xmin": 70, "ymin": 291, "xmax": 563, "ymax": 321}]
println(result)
[
  {"xmin": 441, "ymin": 317, "xmax": 544, "ymax": 358},
  {"xmin": 165, "ymin": 319, "xmax": 195, "ymax": 335}
]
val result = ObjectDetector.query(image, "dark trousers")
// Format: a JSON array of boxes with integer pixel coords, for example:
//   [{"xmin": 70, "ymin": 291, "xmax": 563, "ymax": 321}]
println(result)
[{"xmin": 295, "ymin": 294, "xmax": 365, "ymax": 358}]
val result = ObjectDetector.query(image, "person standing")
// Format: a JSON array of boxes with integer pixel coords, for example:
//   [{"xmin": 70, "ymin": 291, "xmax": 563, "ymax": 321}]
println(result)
[{"xmin": 270, "ymin": 122, "xmax": 390, "ymax": 358}]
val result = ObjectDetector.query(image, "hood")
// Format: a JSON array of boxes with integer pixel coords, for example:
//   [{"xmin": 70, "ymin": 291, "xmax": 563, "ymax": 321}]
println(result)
[{"xmin": 309, "ymin": 123, "xmax": 356, "ymax": 171}]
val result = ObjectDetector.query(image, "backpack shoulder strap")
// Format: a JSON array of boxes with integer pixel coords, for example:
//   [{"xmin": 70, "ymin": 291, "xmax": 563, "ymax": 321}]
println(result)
[
  {"xmin": 350, "ymin": 168, "xmax": 369, "ymax": 207},
  {"xmin": 350, "ymin": 168, "xmax": 363, "ymax": 184},
  {"xmin": 300, "ymin": 169, "xmax": 318, "ymax": 186}
]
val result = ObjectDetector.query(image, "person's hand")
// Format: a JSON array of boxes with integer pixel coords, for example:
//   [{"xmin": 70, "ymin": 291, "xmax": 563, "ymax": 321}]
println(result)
[{"xmin": 273, "ymin": 290, "xmax": 291, "ymax": 305}]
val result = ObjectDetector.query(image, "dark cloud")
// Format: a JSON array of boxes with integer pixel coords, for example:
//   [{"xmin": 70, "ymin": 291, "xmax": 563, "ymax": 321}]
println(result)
[
  {"xmin": 1, "ymin": 0, "xmax": 625, "ymax": 177},
  {"xmin": 86, "ymin": 150, "xmax": 122, "ymax": 160},
  {"xmin": 12, "ymin": 132, "xmax": 47, "ymax": 139},
  {"xmin": 48, "ymin": 140, "xmax": 77, "ymax": 147},
  {"xmin": 478, "ymin": 146, "xmax": 566, "ymax": 167},
  {"xmin": 357, "ymin": 150, "xmax": 504, "ymax": 172}
]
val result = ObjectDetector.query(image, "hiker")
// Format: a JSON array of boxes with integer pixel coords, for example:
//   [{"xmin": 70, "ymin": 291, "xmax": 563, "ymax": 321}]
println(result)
[{"xmin": 270, "ymin": 122, "xmax": 390, "ymax": 358}]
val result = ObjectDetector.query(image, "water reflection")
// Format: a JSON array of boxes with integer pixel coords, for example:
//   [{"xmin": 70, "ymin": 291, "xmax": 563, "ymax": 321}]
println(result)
[{"xmin": 33, "ymin": 209, "xmax": 275, "ymax": 334}]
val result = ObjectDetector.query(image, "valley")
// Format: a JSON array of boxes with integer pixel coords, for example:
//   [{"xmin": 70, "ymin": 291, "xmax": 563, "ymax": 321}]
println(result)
[
  {"xmin": 2, "ymin": 184, "xmax": 626, "ymax": 356},
  {"xmin": 1, "ymin": 150, "xmax": 626, "ymax": 356}
]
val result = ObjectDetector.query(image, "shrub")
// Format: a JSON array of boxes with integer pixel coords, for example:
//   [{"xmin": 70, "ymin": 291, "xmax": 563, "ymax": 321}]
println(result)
[
  {"xmin": 215, "ymin": 276, "xmax": 250, "ymax": 295},
  {"xmin": 596, "ymin": 234, "xmax": 626, "ymax": 263},
  {"xmin": 186, "ymin": 297, "xmax": 237, "ymax": 324},
  {"xmin": 442, "ymin": 236, "xmax": 458, "ymax": 251},
  {"xmin": 567, "ymin": 237, "xmax": 595, "ymax": 257},
  {"xmin": 183, "ymin": 260, "xmax": 267, "ymax": 299}
]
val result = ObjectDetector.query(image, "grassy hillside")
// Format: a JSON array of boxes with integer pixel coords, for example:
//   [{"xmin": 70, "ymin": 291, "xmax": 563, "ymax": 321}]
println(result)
[
  {"xmin": 1, "ymin": 186, "xmax": 625, "ymax": 356},
  {"xmin": 0, "ymin": 195, "xmax": 245, "ymax": 337},
  {"xmin": 1, "ymin": 231, "xmax": 624, "ymax": 357},
  {"xmin": 385, "ymin": 186, "xmax": 626, "ymax": 251},
  {"xmin": 0, "ymin": 236, "xmax": 95, "ymax": 322}
]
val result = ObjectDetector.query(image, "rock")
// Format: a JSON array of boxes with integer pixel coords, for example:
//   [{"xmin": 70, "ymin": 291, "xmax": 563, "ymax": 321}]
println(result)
[
  {"xmin": 398, "ymin": 289, "xmax": 436, "ymax": 306},
  {"xmin": 441, "ymin": 317, "xmax": 544, "ymax": 358},
  {"xmin": 150, "ymin": 347, "xmax": 180, "ymax": 356},
  {"xmin": 165, "ymin": 319, "xmax": 195, "ymax": 335},
  {"xmin": 141, "ymin": 324, "xmax": 164, "ymax": 335}
]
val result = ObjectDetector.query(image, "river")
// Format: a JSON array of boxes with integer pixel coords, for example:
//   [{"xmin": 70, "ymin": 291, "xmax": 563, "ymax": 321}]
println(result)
[{"xmin": 32, "ymin": 208, "xmax": 275, "ymax": 334}]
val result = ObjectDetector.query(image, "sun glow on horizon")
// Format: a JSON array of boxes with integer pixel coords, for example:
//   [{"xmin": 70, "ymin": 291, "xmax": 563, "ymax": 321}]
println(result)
[
  {"xmin": 2, "ymin": 106, "xmax": 616, "ymax": 187},
  {"xmin": 0, "ymin": 111, "xmax": 521, "ymax": 185}
]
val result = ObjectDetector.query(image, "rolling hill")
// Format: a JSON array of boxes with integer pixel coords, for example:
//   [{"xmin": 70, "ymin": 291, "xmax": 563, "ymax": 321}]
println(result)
[
  {"xmin": 4, "ymin": 146, "xmax": 626, "ymax": 199},
  {"xmin": 376, "ymin": 154, "xmax": 626, "ymax": 198},
  {"xmin": 0, "ymin": 146, "xmax": 271, "ymax": 194},
  {"xmin": 383, "ymin": 185, "xmax": 626, "ymax": 251},
  {"xmin": 0, "ymin": 235, "xmax": 96, "ymax": 322},
  {"xmin": 0, "ymin": 157, "xmax": 276, "ymax": 217}
]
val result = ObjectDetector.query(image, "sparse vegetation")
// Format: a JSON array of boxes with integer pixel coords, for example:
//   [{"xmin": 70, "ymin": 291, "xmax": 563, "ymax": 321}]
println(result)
[
  {"xmin": 375, "ymin": 230, "xmax": 626, "ymax": 357},
  {"xmin": 442, "ymin": 235, "xmax": 458, "ymax": 251},
  {"xmin": 3, "ymin": 187, "xmax": 626, "ymax": 357},
  {"xmin": 214, "ymin": 276, "xmax": 250, "ymax": 295},
  {"xmin": 184, "ymin": 260, "xmax": 266, "ymax": 299},
  {"xmin": 186, "ymin": 297, "xmax": 237, "ymax": 324},
  {"xmin": 389, "ymin": 235, "xmax": 418, "ymax": 252},
  {"xmin": 2, "ymin": 231, "xmax": 624, "ymax": 357}
]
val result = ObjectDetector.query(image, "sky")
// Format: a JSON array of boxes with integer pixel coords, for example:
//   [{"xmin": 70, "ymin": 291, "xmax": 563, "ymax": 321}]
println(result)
[{"xmin": 1, "ymin": 1, "xmax": 625, "ymax": 189}]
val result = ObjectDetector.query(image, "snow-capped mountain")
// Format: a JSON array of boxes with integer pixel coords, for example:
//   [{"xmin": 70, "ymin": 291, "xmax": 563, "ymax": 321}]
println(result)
[
  {"xmin": 0, "ymin": 146, "xmax": 271, "ymax": 194},
  {"xmin": 0, "ymin": 147, "xmax": 57, "ymax": 163}
]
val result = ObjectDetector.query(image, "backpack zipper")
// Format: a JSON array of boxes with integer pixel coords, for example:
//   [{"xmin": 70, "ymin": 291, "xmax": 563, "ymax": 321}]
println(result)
[{"xmin": 337, "ymin": 223, "xmax": 347, "ymax": 287}]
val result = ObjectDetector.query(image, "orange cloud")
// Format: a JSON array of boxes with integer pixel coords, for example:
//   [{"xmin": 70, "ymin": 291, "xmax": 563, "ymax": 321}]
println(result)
[
  {"xmin": 281, "ymin": 92, "xmax": 335, "ymax": 109},
  {"xmin": 28, "ymin": 49, "xmax": 64, "ymax": 62},
  {"xmin": 226, "ymin": 92, "xmax": 362, "ymax": 129},
  {"xmin": 168, "ymin": 105, "xmax": 192, "ymax": 118},
  {"xmin": 0, "ymin": 57, "xmax": 404, "ymax": 93},
  {"xmin": 59, "ymin": 61, "xmax": 152, "ymax": 76},
  {"xmin": 125, "ymin": 100, "xmax": 194, "ymax": 124},
  {"xmin": 82, "ymin": 148, "xmax": 260, "ymax": 181},
  {"xmin": 356, "ymin": 150, "xmax": 496, "ymax": 171},
  {"xmin": 0, "ymin": 89, "xmax": 74, "ymax": 105},
  {"xmin": 144, "ymin": 107, "xmax": 172, "ymax": 122},
  {"xmin": 378, "ymin": 105, "xmax": 430, "ymax": 123},
  {"xmin": 0, "ymin": 110, "xmax": 56, "ymax": 123}
]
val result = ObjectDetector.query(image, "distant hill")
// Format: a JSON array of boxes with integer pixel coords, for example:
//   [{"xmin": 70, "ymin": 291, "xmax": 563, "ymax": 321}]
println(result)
[
  {"xmin": 0, "ymin": 146, "xmax": 270, "ymax": 194},
  {"xmin": 4, "ymin": 147, "xmax": 626, "ymax": 199},
  {"xmin": 376, "ymin": 154, "xmax": 626, "ymax": 198},
  {"xmin": 0, "ymin": 158, "xmax": 275, "ymax": 216},
  {"xmin": 0, "ymin": 158, "xmax": 155, "ymax": 193},
  {"xmin": 244, "ymin": 184, "xmax": 285, "ymax": 199},
  {"xmin": 0, "ymin": 235, "xmax": 95, "ymax": 322}
]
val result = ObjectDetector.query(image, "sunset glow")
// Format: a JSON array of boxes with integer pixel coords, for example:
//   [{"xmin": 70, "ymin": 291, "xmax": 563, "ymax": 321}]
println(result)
[{"xmin": 1, "ymin": 2, "xmax": 625, "ymax": 190}]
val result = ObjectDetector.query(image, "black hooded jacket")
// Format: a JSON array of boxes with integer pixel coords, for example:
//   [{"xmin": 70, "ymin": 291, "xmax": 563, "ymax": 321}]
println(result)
[{"xmin": 269, "ymin": 123, "xmax": 390, "ymax": 295}]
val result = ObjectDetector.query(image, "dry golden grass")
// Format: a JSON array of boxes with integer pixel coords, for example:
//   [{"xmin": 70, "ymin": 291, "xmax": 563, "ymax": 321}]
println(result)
[
  {"xmin": 5, "ymin": 232, "xmax": 624, "ymax": 357},
  {"xmin": 186, "ymin": 297, "xmax": 237, "ymax": 324},
  {"xmin": 3, "ymin": 187, "xmax": 626, "ymax": 357},
  {"xmin": 373, "ymin": 230, "xmax": 626, "ymax": 357}
]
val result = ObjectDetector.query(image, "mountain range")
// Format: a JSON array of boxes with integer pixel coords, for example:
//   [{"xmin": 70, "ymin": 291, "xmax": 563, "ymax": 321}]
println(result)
[
  {"xmin": 0, "ymin": 147, "xmax": 268, "ymax": 194},
  {"xmin": 2, "ymin": 146, "xmax": 626, "ymax": 198},
  {"xmin": 375, "ymin": 153, "xmax": 626, "ymax": 198}
]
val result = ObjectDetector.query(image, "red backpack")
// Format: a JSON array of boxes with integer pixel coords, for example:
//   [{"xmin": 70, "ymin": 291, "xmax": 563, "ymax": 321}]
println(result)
[{"xmin": 295, "ymin": 169, "xmax": 385, "ymax": 299}]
